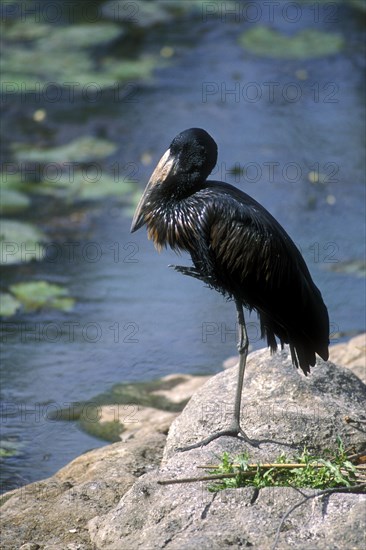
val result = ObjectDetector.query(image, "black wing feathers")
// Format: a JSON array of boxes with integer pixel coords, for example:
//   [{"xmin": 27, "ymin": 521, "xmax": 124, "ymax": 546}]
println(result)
[{"xmin": 192, "ymin": 181, "xmax": 329, "ymax": 374}]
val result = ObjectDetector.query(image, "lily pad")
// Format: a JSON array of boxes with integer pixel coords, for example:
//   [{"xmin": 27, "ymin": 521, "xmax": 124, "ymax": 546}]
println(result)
[
  {"xmin": 239, "ymin": 27, "xmax": 344, "ymax": 59},
  {"xmin": 102, "ymin": 0, "xmax": 239, "ymax": 26},
  {"xmin": 0, "ymin": 20, "xmax": 52, "ymax": 41},
  {"xmin": 1, "ymin": 19, "xmax": 159, "ymax": 89},
  {"xmin": 1, "ymin": 47, "xmax": 158, "ymax": 88},
  {"xmin": 9, "ymin": 281, "xmax": 75, "ymax": 312},
  {"xmin": 0, "ymin": 220, "xmax": 46, "ymax": 265},
  {"xmin": 12, "ymin": 136, "xmax": 118, "ymax": 164},
  {"xmin": 100, "ymin": 55, "xmax": 158, "ymax": 82},
  {"xmin": 37, "ymin": 172, "xmax": 136, "ymax": 200},
  {"xmin": 77, "ymin": 173, "xmax": 135, "ymax": 200},
  {"xmin": 0, "ymin": 189, "xmax": 30, "ymax": 214},
  {"xmin": 328, "ymin": 260, "xmax": 366, "ymax": 278},
  {"xmin": 0, "ymin": 292, "xmax": 21, "ymax": 317},
  {"xmin": 0, "ymin": 174, "xmax": 25, "ymax": 190},
  {"xmin": 1, "ymin": 20, "xmax": 123, "ymax": 46},
  {"xmin": 0, "ymin": 438, "xmax": 22, "ymax": 458},
  {"xmin": 102, "ymin": 0, "xmax": 174, "ymax": 26},
  {"xmin": 37, "ymin": 23, "xmax": 123, "ymax": 50},
  {"xmin": 348, "ymin": 0, "xmax": 366, "ymax": 13},
  {"xmin": 1, "ymin": 46, "xmax": 92, "ymax": 87}
]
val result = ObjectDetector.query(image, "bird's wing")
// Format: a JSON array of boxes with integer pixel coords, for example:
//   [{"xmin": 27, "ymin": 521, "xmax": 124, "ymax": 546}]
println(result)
[
  {"xmin": 198, "ymin": 181, "xmax": 308, "ymax": 292},
  {"xmin": 195, "ymin": 181, "xmax": 329, "ymax": 364}
]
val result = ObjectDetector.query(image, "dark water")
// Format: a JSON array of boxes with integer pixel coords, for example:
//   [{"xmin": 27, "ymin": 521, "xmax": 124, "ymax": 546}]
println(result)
[{"xmin": 1, "ymin": 2, "xmax": 365, "ymax": 492}]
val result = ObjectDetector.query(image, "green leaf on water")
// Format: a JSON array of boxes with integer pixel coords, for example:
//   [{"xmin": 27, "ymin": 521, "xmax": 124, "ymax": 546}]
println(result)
[
  {"xmin": 0, "ymin": 220, "xmax": 46, "ymax": 265},
  {"xmin": 0, "ymin": 189, "xmax": 30, "ymax": 214},
  {"xmin": 37, "ymin": 23, "xmax": 123, "ymax": 50},
  {"xmin": 11, "ymin": 136, "xmax": 118, "ymax": 164},
  {"xmin": 30, "ymin": 171, "xmax": 135, "ymax": 200},
  {"xmin": 9, "ymin": 281, "xmax": 75, "ymax": 312},
  {"xmin": 0, "ymin": 292, "xmax": 21, "ymax": 317},
  {"xmin": 0, "ymin": 19, "xmax": 52, "ymax": 41},
  {"xmin": 239, "ymin": 26, "xmax": 344, "ymax": 59},
  {"xmin": 328, "ymin": 260, "xmax": 366, "ymax": 278},
  {"xmin": 1, "ymin": 19, "xmax": 159, "ymax": 90}
]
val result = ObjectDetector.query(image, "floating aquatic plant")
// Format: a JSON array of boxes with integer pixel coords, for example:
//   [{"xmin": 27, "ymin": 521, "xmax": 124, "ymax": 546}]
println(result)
[
  {"xmin": 22, "ymin": 171, "xmax": 135, "ymax": 201},
  {"xmin": 102, "ymin": 0, "xmax": 239, "ymax": 27},
  {"xmin": 239, "ymin": 27, "xmax": 344, "ymax": 59},
  {"xmin": 11, "ymin": 136, "xmax": 118, "ymax": 164},
  {"xmin": 0, "ymin": 220, "xmax": 46, "ymax": 265},
  {"xmin": 0, "ymin": 292, "xmax": 21, "ymax": 317},
  {"xmin": 328, "ymin": 260, "xmax": 366, "ymax": 278},
  {"xmin": 9, "ymin": 281, "xmax": 75, "ymax": 312},
  {"xmin": 0, "ymin": 189, "xmax": 30, "ymax": 214},
  {"xmin": 37, "ymin": 23, "xmax": 123, "ymax": 50},
  {"xmin": 1, "ymin": 19, "xmax": 159, "ymax": 89}
]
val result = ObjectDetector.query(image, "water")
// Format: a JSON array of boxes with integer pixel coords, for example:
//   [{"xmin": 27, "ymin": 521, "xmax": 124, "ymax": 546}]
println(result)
[{"xmin": 1, "ymin": 2, "xmax": 365, "ymax": 492}]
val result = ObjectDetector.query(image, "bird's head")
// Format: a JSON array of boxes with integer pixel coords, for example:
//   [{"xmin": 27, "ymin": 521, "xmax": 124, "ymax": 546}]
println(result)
[{"xmin": 131, "ymin": 128, "xmax": 217, "ymax": 232}]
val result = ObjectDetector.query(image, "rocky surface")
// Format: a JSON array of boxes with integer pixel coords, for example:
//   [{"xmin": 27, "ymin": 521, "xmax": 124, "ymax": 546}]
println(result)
[
  {"xmin": 1, "ymin": 337, "xmax": 365, "ymax": 550},
  {"xmin": 164, "ymin": 347, "xmax": 366, "ymax": 458},
  {"xmin": 96, "ymin": 373, "xmax": 210, "ymax": 442},
  {"xmin": 329, "ymin": 333, "xmax": 366, "ymax": 382},
  {"xmin": 89, "ymin": 348, "xmax": 366, "ymax": 550},
  {"xmin": 0, "ymin": 430, "xmax": 166, "ymax": 550}
]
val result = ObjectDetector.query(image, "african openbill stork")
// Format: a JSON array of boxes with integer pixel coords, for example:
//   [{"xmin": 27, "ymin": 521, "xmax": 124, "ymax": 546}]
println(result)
[{"xmin": 131, "ymin": 128, "xmax": 329, "ymax": 448}]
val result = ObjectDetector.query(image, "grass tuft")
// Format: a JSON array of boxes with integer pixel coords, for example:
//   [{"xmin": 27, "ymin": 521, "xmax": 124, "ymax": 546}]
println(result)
[{"xmin": 206, "ymin": 438, "xmax": 363, "ymax": 492}]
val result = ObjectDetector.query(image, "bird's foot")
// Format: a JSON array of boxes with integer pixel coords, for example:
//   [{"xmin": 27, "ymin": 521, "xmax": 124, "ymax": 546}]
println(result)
[{"xmin": 176, "ymin": 424, "xmax": 260, "ymax": 452}]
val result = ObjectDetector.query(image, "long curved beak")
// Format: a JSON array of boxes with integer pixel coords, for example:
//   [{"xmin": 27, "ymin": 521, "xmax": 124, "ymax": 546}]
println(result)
[{"xmin": 131, "ymin": 148, "xmax": 176, "ymax": 233}]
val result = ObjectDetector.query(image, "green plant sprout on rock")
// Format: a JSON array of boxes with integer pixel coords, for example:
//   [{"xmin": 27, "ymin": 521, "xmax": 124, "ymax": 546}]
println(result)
[{"xmin": 205, "ymin": 438, "xmax": 363, "ymax": 492}]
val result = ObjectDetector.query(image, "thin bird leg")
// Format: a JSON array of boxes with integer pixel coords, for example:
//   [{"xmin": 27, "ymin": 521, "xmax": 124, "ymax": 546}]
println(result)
[
  {"xmin": 232, "ymin": 300, "xmax": 255, "ymax": 442},
  {"xmin": 177, "ymin": 301, "xmax": 258, "ymax": 452}
]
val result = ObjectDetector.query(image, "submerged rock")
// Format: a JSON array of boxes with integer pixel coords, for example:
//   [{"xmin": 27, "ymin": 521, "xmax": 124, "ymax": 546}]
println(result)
[{"xmin": 57, "ymin": 374, "xmax": 210, "ymax": 441}]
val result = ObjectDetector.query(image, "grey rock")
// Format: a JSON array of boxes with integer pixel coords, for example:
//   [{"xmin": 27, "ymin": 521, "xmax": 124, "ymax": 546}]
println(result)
[
  {"xmin": 89, "ymin": 476, "xmax": 365, "ymax": 550},
  {"xmin": 0, "ymin": 431, "xmax": 166, "ymax": 550},
  {"xmin": 88, "ymin": 348, "xmax": 366, "ymax": 550},
  {"xmin": 2, "ymin": 345, "xmax": 365, "ymax": 550},
  {"xmin": 329, "ymin": 333, "xmax": 366, "ymax": 383},
  {"xmin": 165, "ymin": 347, "xmax": 366, "ymax": 458}
]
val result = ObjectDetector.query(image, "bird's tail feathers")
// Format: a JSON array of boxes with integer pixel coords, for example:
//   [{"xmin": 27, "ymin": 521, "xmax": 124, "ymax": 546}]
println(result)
[
  {"xmin": 289, "ymin": 343, "xmax": 314, "ymax": 376},
  {"xmin": 260, "ymin": 315, "xmax": 320, "ymax": 376}
]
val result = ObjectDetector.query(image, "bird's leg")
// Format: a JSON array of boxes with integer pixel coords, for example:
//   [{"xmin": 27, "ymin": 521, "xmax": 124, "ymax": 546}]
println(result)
[
  {"xmin": 177, "ymin": 300, "xmax": 258, "ymax": 451},
  {"xmin": 230, "ymin": 300, "xmax": 255, "ymax": 442}
]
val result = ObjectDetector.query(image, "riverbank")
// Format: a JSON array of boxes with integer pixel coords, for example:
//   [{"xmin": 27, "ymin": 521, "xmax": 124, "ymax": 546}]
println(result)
[{"xmin": 1, "ymin": 334, "xmax": 365, "ymax": 549}]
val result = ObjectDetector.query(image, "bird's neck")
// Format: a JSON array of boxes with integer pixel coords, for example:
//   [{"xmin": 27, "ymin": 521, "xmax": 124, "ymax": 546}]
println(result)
[{"xmin": 143, "ymin": 185, "xmax": 203, "ymax": 253}]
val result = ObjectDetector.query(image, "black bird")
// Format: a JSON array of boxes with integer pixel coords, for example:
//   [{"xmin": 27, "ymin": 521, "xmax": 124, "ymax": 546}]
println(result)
[{"xmin": 131, "ymin": 128, "xmax": 329, "ymax": 448}]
